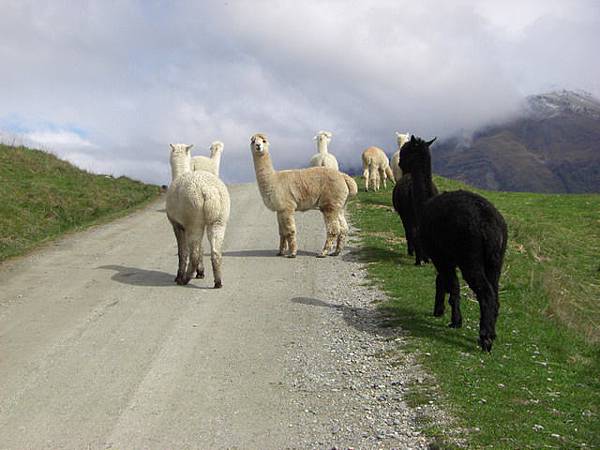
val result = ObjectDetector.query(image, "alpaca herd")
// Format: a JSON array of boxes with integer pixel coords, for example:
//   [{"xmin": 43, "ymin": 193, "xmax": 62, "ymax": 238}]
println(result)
[{"xmin": 166, "ymin": 130, "xmax": 507, "ymax": 352}]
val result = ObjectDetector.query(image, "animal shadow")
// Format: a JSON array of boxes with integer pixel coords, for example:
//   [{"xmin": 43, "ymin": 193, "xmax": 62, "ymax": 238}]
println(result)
[
  {"xmin": 223, "ymin": 249, "xmax": 318, "ymax": 257},
  {"xmin": 98, "ymin": 265, "xmax": 208, "ymax": 289},
  {"xmin": 291, "ymin": 296, "xmax": 476, "ymax": 351}
]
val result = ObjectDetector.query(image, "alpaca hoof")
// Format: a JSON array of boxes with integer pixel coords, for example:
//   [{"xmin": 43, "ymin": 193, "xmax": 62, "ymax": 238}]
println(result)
[
  {"xmin": 196, "ymin": 270, "xmax": 205, "ymax": 279},
  {"xmin": 316, "ymin": 253, "xmax": 327, "ymax": 258},
  {"xmin": 287, "ymin": 254, "xmax": 297, "ymax": 259},
  {"xmin": 214, "ymin": 281, "xmax": 222, "ymax": 289},
  {"xmin": 433, "ymin": 309, "xmax": 444, "ymax": 317},
  {"xmin": 479, "ymin": 336, "xmax": 494, "ymax": 352},
  {"xmin": 277, "ymin": 251, "xmax": 285, "ymax": 256},
  {"xmin": 448, "ymin": 321, "xmax": 462, "ymax": 328},
  {"xmin": 330, "ymin": 251, "xmax": 340, "ymax": 256},
  {"xmin": 176, "ymin": 276, "xmax": 189, "ymax": 286}
]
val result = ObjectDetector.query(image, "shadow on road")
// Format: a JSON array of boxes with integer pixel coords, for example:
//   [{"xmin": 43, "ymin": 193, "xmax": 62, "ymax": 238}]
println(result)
[
  {"xmin": 223, "ymin": 249, "xmax": 318, "ymax": 257},
  {"xmin": 291, "ymin": 296, "xmax": 476, "ymax": 352},
  {"xmin": 98, "ymin": 265, "xmax": 209, "ymax": 289}
]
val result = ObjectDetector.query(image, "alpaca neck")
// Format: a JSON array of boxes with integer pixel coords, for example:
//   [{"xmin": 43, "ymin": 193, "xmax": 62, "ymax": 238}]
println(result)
[
  {"xmin": 170, "ymin": 155, "xmax": 191, "ymax": 181},
  {"xmin": 411, "ymin": 160, "xmax": 435, "ymax": 218},
  {"xmin": 212, "ymin": 151, "xmax": 222, "ymax": 175},
  {"xmin": 252, "ymin": 151, "xmax": 276, "ymax": 199},
  {"xmin": 398, "ymin": 137, "xmax": 408, "ymax": 150},
  {"xmin": 317, "ymin": 141, "xmax": 329, "ymax": 154}
]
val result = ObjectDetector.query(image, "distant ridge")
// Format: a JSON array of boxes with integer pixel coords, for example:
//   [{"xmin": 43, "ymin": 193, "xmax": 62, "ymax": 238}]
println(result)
[{"xmin": 432, "ymin": 90, "xmax": 600, "ymax": 193}]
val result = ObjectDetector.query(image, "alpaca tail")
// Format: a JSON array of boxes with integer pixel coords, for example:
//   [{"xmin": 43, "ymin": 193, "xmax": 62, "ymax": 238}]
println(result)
[
  {"xmin": 342, "ymin": 173, "xmax": 358, "ymax": 197},
  {"xmin": 202, "ymin": 186, "xmax": 225, "ymax": 224}
]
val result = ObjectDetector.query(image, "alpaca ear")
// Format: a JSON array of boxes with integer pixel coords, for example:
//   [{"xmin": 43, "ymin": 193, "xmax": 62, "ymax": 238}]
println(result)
[
  {"xmin": 395, "ymin": 131, "xmax": 401, "ymax": 138},
  {"xmin": 185, "ymin": 144, "xmax": 193, "ymax": 152},
  {"xmin": 410, "ymin": 135, "xmax": 416, "ymax": 143},
  {"xmin": 325, "ymin": 131, "xmax": 332, "ymax": 138},
  {"xmin": 169, "ymin": 144, "xmax": 176, "ymax": 151},
  {"xmin": 426, "ymin": 137, "xmax": 437, "ymax": 146}
]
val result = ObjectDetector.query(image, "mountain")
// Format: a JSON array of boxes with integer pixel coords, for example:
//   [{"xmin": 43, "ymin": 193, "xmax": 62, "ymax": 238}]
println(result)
[{"xmin": 432, "ymin": 90, "xmax": 600, "ymax": 193}]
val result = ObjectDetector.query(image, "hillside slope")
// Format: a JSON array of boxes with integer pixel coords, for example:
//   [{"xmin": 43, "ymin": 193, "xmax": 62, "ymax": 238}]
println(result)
[
  {"xmin": 0, "ymin": 144, "xmax": 159, "ymax": 261},
  {"xmin": 433, "ymin": 90, "xmax": 600, "ymax": 193}
]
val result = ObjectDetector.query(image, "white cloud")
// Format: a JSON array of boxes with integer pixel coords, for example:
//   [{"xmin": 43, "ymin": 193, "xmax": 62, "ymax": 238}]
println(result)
[
  {"xmin": 25, "ymin": 130, "xmax": 95, "ymax": 149},
  {"xmin": 0, "ymin": 0, "xmax": 598, "ymax": 184}
]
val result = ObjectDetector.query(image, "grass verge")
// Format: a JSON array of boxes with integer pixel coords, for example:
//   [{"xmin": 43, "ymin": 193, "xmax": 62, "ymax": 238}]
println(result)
[
  {"xmin": 348, "ymin": 176, "xmax": 600, "ymax": 448},
  {"xmin": 0, "ymin": 144, "xmax": 160, "ymax": 262}
]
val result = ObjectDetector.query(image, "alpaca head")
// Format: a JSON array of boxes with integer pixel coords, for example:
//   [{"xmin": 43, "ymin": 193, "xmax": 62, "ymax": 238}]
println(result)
[
  {"xmin": 395, "ymin": 132, "xmax": 411, "ymax": 150},
  {"xmin": 169, "ymin": 143, "xmax": 193, "ymax": 179},
  {"xmin": 210, "ymin": 140, "xmax": 224, "ymax": 157},
  {"xmin": 250, "ymin": 133, "xmax": 269, "ymax": 155},
  {"xmin": 398, "ymin": 135, "xmax": 436, "ymax": 174},
  {"xmin": 169, "ymin": 143, "xmax": 193, "ymax": 160},
  {"xmin": 314, "ymin": 130, "xmax": 332, "ymax": 146}
]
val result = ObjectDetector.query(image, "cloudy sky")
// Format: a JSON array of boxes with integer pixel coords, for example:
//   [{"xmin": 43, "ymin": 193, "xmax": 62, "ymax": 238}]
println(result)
[{"xmin": 1, "ymin": 0, "xmax": 599, "ymax": 184}]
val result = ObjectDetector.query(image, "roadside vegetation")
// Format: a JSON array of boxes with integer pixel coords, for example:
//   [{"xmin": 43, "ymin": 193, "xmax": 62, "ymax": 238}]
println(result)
[
  {"xmin": 349, "ymin": 176, "xmax": 600, "ymax": 448},
  {"xmin": 0, "ymin": 144, "xmax": 160, "ymax": 262}
]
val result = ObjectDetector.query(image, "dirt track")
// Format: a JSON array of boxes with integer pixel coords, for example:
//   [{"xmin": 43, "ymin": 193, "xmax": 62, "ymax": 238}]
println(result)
[{"xmin": 0, "ymin": 183, "xmax": 444, "ymax": 448}]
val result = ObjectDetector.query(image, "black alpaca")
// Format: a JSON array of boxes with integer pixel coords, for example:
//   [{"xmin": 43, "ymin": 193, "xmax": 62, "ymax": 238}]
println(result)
[
  {"xmin": 399, "ymin": 136, "xmax": 508, "ymax": 352},
  {"xmin": 392, "ymin": 174, "xmax": 438, "ymax": 265}
]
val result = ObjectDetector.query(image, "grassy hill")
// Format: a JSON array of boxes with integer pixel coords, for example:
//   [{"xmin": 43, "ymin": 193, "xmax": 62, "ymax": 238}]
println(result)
[
  {"xmin": 0, "ymin": 144, "xmax": 160, "ymax": 261},
  {"xmin": 349, "ymin": 177, "xmax": 600, "ymax": 448}
]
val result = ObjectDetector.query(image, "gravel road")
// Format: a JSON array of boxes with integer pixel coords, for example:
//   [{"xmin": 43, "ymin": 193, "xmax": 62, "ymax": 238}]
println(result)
[{"xmin": 0, "ymin": 183, "xmax": 448, "ymax": 449}]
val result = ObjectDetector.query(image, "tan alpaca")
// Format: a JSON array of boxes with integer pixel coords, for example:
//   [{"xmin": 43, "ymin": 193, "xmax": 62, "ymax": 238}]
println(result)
[
  {"xmin": 390, "ymin": 132, "xmax": 411, "ymax": 182},
  {"xmin": 250, "ymin": 133, "xmax": 357, "ymax": 258},
  {"xmin": 361, "ymin": 146, "xmax": 394, "ymax": 191}
]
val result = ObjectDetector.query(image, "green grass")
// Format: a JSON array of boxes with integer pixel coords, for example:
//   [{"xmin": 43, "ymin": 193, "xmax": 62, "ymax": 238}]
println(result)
[
  {"xmin": 0, "ymin": 144, "xmax": 160, "ymax": 261},
  {"xmin": 349, "ymin": 176, "xmax": 600, "ymax": 449}
]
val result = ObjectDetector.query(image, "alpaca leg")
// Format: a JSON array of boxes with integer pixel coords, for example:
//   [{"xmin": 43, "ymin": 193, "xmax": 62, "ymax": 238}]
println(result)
[
  {"xmin": 319, "ymin": 210, "xmax": 340, "ymax": 257},
  {"xmin": 400, "ymin": 215, "xmax": 415, "ymax": 256},
  {"xmin": 406, "ymin": 232, "xmax": 415, "ymax": 256},
  {"xmin": 372, "ymin": 170, "xmax": 380, "ymax": 191},
  {"xmin": 434, "ymin": 271, "xmax": 446, "ymax": 317},
  {"xmin": 413, "ymin": 226, "xmax": 424, "ymax": 265},
  {"xmin": 184, "ymin": 227, "xmax": 205, "ymax": 285},
  {"xmin": 196, "ymin": 239, "xmax": 205, "ymax": 278},
  {"xmin": 332, "ymin": 210, "xmax": 349, "ymax": 256},
  {"xmin": 171, "ymin": 221, "xmax": 187, "ymax": 285},
  {"xmin": 485, "ymin": 261, "xmax": 502, "ymax": 304},
  {"xmin": 447, "ymin": 269, "xmax": 462, "ymax": 328},
  {"xmin": 280, "ymin": 211, "xmax": 297, "ymax": 258},
  {"xmin": 461, "ymin": 266, "xmax": 497, "ymax": 351},
  {"xmin": 379, "ymin": 168, "xmax": 387, "ymax": 189},
  {"xmin": 207, "ymin": 222, "xmax": 226, "ymax": 288},
  {"xmin": 434, "ymin": 273, "xmax": 447, "ymax": 317},
  {"xmin": 363, "ymin": 168, "xmax": 370, "ymax": 191},
  {"xmin": 276, "ymin": 211, "xmax": 288, "ymax": 256}
]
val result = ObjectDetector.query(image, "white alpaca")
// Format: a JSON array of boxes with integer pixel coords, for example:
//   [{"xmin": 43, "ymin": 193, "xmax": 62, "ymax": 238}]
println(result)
[
  {"xmin": 390, "ymin": 132, "xmax": 411, "ymax": 182},
  {"xmin": 251, "ymin": 133, "xmax": 357, "ymax": 258},
  {"xmin": 191, "ymin": 141, "xmax": 224, "ymax": 177},
  {"xmin": 361, "ymin": 146, "xmax": 394, "ymax": 191},
  {"xmin": 166, "ymin": 143, "xmax": 230, "ymax": 287},
  {"xmin": 309, "ymin": 130, "xmax": 339, "ymax": 170}
]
